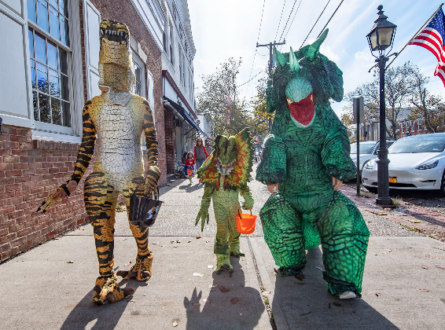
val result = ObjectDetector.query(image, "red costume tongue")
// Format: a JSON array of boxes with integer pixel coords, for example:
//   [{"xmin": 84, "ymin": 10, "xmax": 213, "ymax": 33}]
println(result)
[{"xmin": 287, "ymin": 92, "xmax": 315, "ymax": 126}]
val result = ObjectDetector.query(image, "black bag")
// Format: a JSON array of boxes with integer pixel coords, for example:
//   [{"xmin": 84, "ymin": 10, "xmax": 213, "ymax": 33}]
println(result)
[{"xmin": 129, "ymin": 187, "xmax": 163, "ymax": 228}]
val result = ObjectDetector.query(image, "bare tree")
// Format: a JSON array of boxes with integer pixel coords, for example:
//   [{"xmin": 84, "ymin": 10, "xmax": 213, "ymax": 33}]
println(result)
[
  {"xmin": 408, "ymin": 66, "xmax": 445, "ymax": 133},
  {"xmin": 345, "ymin": 62, "xmax": 417, "ymax": 139}
]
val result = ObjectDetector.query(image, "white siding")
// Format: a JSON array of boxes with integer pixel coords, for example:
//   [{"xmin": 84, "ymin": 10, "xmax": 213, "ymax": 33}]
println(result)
[{"xmin": 84, "ymin": 1, "xmax": 101, "ymax": 99}]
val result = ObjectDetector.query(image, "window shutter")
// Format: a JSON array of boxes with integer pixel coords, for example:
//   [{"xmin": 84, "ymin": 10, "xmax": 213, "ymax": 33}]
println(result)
[
  {"xmin": 0, "ymin": 4, "xmax": 32, "ymax": 126},
  {"xmin": 84, "ymin": 1, "xmax": 101, "ymax": 100}
]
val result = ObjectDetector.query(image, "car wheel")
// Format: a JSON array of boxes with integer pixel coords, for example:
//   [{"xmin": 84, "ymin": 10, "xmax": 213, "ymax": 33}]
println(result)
[
  {"xmin": 365, "ymin": 186, "xmax": 377, "ymax": 194},
  {"xmin": 440, "ymin": 171, "xmax": 445, "ymax": 196}
]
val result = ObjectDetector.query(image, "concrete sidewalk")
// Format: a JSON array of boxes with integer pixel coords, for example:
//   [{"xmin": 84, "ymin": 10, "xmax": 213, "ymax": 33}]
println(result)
[{"xmin": 1, "ymin": 173, "xmax": 445, "ymax": 329}]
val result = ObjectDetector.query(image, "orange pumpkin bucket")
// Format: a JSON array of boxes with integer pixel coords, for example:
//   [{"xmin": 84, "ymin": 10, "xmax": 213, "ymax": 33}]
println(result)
[{"xmin": 236, "ymin": 209, "xmax": 257, "ymax": 235}]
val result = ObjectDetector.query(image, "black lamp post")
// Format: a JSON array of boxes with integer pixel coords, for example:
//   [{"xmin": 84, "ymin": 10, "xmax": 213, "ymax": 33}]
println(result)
[{"xmin": 366, "ymin": 5, "xmax": 397, "ymax": 206}]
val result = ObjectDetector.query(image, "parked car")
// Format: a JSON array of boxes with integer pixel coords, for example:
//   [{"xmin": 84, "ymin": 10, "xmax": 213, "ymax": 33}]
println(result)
[
  {"xmin": 350, "ymin": 140, "xmax": 396, "ymax": 177},
  {"xmin": 362, "ymin": 133, "xmax": 445, "ymax": 194}
]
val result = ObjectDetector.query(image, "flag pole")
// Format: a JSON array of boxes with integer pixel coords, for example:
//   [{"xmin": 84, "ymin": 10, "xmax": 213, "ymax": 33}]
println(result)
[{"xmin": 387, "ymin": 3, "xmax": 444, "ymax": 68}]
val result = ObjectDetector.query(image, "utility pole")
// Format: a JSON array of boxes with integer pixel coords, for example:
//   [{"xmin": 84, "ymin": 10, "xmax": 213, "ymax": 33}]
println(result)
[{"xmin": 256, "ymin": 40, "xmax": 286, "ymax": 131}]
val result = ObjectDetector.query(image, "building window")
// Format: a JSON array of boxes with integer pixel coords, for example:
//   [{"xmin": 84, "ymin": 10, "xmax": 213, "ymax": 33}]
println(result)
[
  {"xmin": 28, "ymin": 0, "xmax": 71, "ymax": 127},
  {"xmin": 406, "ymin": 122, "xmax": 409, "ymax": 133},
  {"xmin": 411, "ymin": 121, "xmax": 415, "ymax": 132},
  {"xmin": 418, "ymin": 119, "xmax": 422, "ymax": 131},
  {"xmin": 169, "ymin": 22, "xmax": 174, "ymax": 65},
  {"xmin": 401, "ymin": 123, "xmax": 404, "ymax": 134},
  {"xmin": 132, "ymin": 61, "xmax": 142, "ymax": 96},
  {"xmin": 182, "ymin": 54, "xmax": 186, "ymax": 86},
  {"xmin": 163, "ymin": 28, "xmax": 168, "ymax": 53}
]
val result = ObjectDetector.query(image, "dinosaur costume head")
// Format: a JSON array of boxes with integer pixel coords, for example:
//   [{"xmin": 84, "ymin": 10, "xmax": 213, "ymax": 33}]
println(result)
[
  {"xmin": 270, "ymin": 29, "xmax": 343, "ymax": 128},
  {"xmin": 99, "ymin": 19, "xmax": 135, "ymax": 94},
  {"xmin": 197, "ymin": 128, "xmax": 254, "ymax": 190}
]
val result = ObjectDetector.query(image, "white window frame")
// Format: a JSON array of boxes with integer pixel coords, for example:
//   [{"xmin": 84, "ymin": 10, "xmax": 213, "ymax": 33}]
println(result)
[
  {"xmin": 169, "ymin": 21, "xmax": 174, "ymax": 65},
  {"xmin": 411, "ymin": 120, "xmax": 415, "ymax": 132},
  {"xmin": 25, "ymin": 0, "xmax": 84, "ymax": 142},
  {"xmin": 131, "ymin": 52, "xmax": 145, "ymax": 97},
  {"xmin": 418, "ymin": 119, "xmax": 422, "ymax": 131},
  {"xmin": 401, "ymin": 123, "xmax": 404, "ymax": 134}
]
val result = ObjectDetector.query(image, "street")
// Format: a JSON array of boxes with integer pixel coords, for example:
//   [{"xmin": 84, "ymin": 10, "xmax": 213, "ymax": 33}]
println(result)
[{"xmin": 0, "ymin": 166, "xmax": 444, "ymax": 329}]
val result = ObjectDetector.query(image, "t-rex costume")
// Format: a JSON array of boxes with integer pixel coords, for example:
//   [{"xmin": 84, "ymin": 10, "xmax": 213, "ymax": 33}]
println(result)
[
  {"xmin": 256, "ymin": 30, "xmax": 370, "ymax": 299},
  {"xmin": 37, "ymin": 20, "xmax": 160, "ymax": 304},
  {"xmin": 195, "ymin": 128, "xmax": 254, "ymax": 273}
]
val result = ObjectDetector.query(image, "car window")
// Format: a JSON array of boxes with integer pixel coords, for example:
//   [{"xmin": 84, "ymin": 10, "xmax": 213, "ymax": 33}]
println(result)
[
  {"xmin": 389, "ymin": 135, "xmax": 445, "ymax": 153},
  {"xmin": 350, "ymin": 143, "xmax": 375, "ymax": 154}
]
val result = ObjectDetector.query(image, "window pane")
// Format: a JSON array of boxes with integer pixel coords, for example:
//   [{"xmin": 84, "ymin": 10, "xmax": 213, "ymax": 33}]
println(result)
[
  {"xmin": 61, "ymin": 75, "xmax": 69, "ymax": 100},
  {"xmin": 28, "ymin": 29, "xmax": 34, "ymax": 58},
  {"xmin": 37, "ymin": 0, "xmax": 49, "ymax": 33},
  {"xmin": 49, "ymin": 0, "xmax": 58, "ymax": 8},
  {"xmin": 49, "ymin": 74, "xmax": 59, "ymax": 97},
  {"xmin": 51, "ymin": 98, "xmax": 62, "ymax": 125},
  {"xmin": 47, "ymin": 41, "xmax": 57, "ymax": 69},
  {"xmin": 28, "ymin": 0, "xmax": 36, "ymax": 23},
  {"xmin": 33, "ymin": 91, "xmax": 39, "ymax": 121},
  {"xmin": 59, "ymin": 48, "xmax": 67, "ymax": 74},
  {"xmin": 35, "ymin": 33, "xmax": 46, "ymax": 64},
  {"xmin": 37, "ymin": 67, "xmax": 48, "ymax": 93},
  {"xmin": 60, "ymin": 16, "xmax": 69, "ymax": 46},
  {"xmin": 39, "ymin": 93, "xmax": 50, "ymax": 123},
  {"xmin": 30, "ymin": 59, "xmax": 36, "ymax": 89},
  {"xmin": 60, "ymin": 0, "xmax": 68, "ymax": 18},
  {"xmin": 49, "ymin": 7, "xmax": 60, "ymax": 41},
  {"xmin": 62, "ymin": 101, "xmax": 71, "ymax": 127}
]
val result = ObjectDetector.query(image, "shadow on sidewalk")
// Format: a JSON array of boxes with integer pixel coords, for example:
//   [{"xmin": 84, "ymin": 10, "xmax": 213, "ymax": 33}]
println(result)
[
  {"xmin": 60, "ymin": 279, "xmax": 146, "ymax": 329},
  {"xmin": 272, "ymin": 248, "xmax": 399, "ymax": 329},
  {"xmin": 183, "ymin": 258, "xmax": 265, "ymax": 330},
  {"xmin": 178, "ymin": 182, "xmax": 203, "ymax": 192}
]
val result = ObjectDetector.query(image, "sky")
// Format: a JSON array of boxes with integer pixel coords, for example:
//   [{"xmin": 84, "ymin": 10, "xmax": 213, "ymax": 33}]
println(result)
[{"xmin": 187, "ymin": 0, "xmax": 444, "ymax": 116}]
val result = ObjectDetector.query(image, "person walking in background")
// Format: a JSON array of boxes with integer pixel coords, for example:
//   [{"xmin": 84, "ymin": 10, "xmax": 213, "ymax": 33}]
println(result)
[
  {"xmin": 194, "ymin": 137, "xmax": 208, "ymax": 183},
  {"xmin": 183, "ymin": 151, "xmax": 195, "ymax": 185}
]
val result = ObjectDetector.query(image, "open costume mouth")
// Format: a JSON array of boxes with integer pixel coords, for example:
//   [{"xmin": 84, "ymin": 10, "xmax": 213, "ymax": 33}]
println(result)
[
  {"xmin": 216, "ymin": 158, "xmax": 236, "ymax": 175},
  {"xmin": 286, "ymin": 92, "xmax": 315, "ymax": 127}
]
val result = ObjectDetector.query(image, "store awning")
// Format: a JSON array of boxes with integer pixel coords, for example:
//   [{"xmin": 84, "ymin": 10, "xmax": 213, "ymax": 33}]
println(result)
[{"xmin": 163, "ymin": 96, "xmax": 205, "ymax": 136}]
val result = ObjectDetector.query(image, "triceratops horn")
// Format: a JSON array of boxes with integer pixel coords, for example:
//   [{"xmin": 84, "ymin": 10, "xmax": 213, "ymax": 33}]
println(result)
[
  {"xmin": 289, "ymin": 47, "xmax": 300, "ymax": 72},
  {"xmin": 273, "ymin": 47, "xmax": 286, "ymax": 68},
  {"xmin": 307, "ymin": 28, "xmax": 329, "ymax": 60}
]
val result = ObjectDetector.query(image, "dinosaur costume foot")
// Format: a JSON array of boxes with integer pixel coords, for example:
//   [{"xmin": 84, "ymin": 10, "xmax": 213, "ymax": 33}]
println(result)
[
  {"xmin": 339, "ymin": 291, "xmax": 357, "ymax": 299},
  {"xmin": 216, "ymin": 254, "xmax": 233, "ymax": 274},
  {"xmin": 278, "ymin": 266, "xmax": 303, "ymax": 276},
  {"xmin": 117, "ymin": 254, "xmax": 153, "ymax": 281},
  {"xmin": 230, "ymin": 251, "xmax": 245, "ymax": 258},
  {"xmin": 93, "ymin": 275, "xmax": 134, "ymax": 305}
]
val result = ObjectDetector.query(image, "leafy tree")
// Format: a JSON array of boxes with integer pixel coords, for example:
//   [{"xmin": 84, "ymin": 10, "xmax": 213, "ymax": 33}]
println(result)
[
  {"xmin": 249, "ymin": 76, "xmax": 274, "ymax": 145},
  {"xmin": 196, "ymin": 57, "xmax": 250, "ymax": 136},
  {"xmin": 345, "ymin": 62, "xmax": 417, "ymax": 139},
  {"xmin": 408, "ymin": 66, "xmax": 445, "ymax": 133}
]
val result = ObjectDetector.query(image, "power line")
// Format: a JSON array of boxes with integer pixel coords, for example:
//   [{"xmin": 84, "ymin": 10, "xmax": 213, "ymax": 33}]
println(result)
[
  {"xmin": 238, "ymin": 71, "xmax": 264, "ymax": 88},
  {"xmin": 245, "ymin": 0, "xmax": 267, "ymax": 99},
  {"xmin": 283, "ymin": 0, "xmax": 304, "ymax": 41},
  {"xmin": 316, "ymin": 0, "xmax": 345, "ymax": 38},
  {"xmin": 274, "ymin": 0, "xmax": 287, "ymax": 42},
  {"xmin": 299, "ymin": 0, "xmax": 331, "ymax": 49},
  {"xmin": 278, "ymin": 0, "xmax": 299, "ymax": 42}
]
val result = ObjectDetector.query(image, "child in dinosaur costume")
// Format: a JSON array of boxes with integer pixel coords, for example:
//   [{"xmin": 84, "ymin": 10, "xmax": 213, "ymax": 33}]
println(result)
[
  {"xmin": 37, "ymin": 20, "xmax": 160, "ymax": 304},
  {"xmin": 195, "ymin": 128, "xmax": 254, "ymax": 273},
  {"xmin": 256, "ymin": 30, "xmax": 370, "ymax": 299}
]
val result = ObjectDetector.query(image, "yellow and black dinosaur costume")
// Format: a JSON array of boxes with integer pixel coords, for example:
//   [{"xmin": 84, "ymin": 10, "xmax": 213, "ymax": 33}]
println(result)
[{"xmin": 37, "ymin": 20, "xmax": 160, "ymax": 304}]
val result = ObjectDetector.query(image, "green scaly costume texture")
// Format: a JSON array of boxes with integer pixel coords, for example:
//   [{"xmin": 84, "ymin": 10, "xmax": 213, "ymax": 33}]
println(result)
[
  {"xmin": 196, "ymin": 128, "xmax": 254, "ymax": 271},
  {"xmin": 256, "ymin": 30, "xmax": 370, "ymax": 297}
]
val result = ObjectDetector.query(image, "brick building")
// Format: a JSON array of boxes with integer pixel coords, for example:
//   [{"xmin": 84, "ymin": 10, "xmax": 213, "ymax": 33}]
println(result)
[{"xmin": 0, "ymin": 0, "xmax": 197, "ymax": 262}]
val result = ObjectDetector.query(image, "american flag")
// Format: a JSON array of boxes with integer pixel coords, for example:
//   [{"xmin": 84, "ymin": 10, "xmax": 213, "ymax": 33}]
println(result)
[{"xmin": 409, "ymin": 8, "xmax": 445, "ymax": 85}]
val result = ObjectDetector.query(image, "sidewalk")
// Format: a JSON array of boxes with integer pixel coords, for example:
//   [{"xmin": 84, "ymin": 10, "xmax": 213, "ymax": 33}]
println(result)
[{"xmin": 0, "ymin": 172, "xmax": 444, "ymax": 329}]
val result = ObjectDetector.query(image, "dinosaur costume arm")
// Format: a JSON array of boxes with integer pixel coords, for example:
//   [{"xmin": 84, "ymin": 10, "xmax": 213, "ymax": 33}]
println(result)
[
  {"xmin": 195, "ymin": 184, "xmax": 213, "ymax": 231},
  {"xmin": 143, "ymin": 102, "xmax": 161, "ymax": 195},
  {"xmin": 256, "ymin": 134, "xmax": 287, "ymax": 185},
  {"xmin": 36, "ymin": 99, "xmax": 97, "ymax": 213},
  {"xmin": 321, "ymin": 128, "xmax": 356, "ymax": 182},
  {"xmin": 71, "ymin": 100, "xmax": 98, "ymax": 184},
  {"xmin": 239, "ymin": 184, "xmax": 254, "ymax": 210}
]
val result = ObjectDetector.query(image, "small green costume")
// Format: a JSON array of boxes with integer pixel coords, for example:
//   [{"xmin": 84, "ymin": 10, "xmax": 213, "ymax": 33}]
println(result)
[
  {"xmin": 256, "ymin": 30, "xmax": 369, "ymax": 298},
  {"xmin": 196, "ymin": 128, "xmax": 254, "ymax": 272}
]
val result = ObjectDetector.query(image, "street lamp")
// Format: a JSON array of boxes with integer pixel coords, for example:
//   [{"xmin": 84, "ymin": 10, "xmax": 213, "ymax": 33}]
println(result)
[{"xmin": 366, "ymin": 5, "xmax": 397, "ymax": 206}]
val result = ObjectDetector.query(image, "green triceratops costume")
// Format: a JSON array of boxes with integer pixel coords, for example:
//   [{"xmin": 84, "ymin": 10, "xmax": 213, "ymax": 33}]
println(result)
[
  {"xmin": 196, "ymin": 128, "xmax": 254, "ymax": 273},
  {"xmin": 256, "ymin": 30, "xmax": 370, "ymax": 299}
]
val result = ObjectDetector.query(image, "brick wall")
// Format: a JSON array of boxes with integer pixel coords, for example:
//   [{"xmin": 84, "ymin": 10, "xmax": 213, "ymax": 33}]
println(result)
[
  {"xmin": 164, "ymin": 109, "xmax": 176, "ymax": 174},
  {"xmin": 0, "ymin": 125, "xmax": 90, "ymax": 262},
  {"xmin": 90, "ymin": 0, "xmax": 167, "ymax": 186}
]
